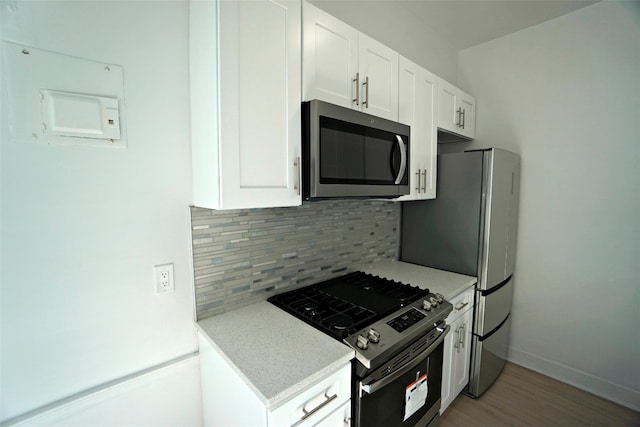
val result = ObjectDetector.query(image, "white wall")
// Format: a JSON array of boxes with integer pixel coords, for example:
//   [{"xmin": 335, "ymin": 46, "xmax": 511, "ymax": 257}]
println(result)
[
  {"xmin": 458, "ymin": 1, "xmax": 640, "ymax": 410},
  {"xmin": 307, "ymin": 0, "xmax": 459, "ymax": 83},
  {"xmin": 1, "ymin": 1, "xmax": 200, "ymax": 423},
  {"xmin": 10, "ymin": 356, "xmax": 202, "ymax": 427}
]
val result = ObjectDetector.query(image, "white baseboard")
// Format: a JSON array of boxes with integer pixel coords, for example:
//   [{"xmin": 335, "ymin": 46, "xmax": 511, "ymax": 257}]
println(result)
[{"xmin": 508, "ymin": 346, "xmax": 640, "ymax": 412}]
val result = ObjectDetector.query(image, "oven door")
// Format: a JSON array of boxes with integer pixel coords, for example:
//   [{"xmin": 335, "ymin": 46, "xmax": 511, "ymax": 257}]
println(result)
[{"xmin": 354, "ymin": 326, "xmax": 448, "ymax": 427}]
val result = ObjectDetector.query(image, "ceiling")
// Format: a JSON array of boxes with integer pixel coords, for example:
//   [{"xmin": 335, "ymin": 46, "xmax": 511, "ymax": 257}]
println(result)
[{"xmin": 393, "ymin": 0, "xmax": 600, "ymax": 50}]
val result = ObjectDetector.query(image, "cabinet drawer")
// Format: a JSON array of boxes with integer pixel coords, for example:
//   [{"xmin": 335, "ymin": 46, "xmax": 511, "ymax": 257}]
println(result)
[
  {"xmin": 315, "ymin": 400, "xmax": 351, "ymax": 427},
  {"xmin": 447, "ymin": 287, "xmax": 474, "ymax": 323},
  {"xmin": 269, "ymin": 363, "xmax": 351, "ymax": 427}
]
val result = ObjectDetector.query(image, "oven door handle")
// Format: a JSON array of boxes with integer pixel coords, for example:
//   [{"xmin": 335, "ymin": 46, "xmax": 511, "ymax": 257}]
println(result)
[{"xmin": 360, "ymin": 325, "xmax": 450, "ymax": 396}]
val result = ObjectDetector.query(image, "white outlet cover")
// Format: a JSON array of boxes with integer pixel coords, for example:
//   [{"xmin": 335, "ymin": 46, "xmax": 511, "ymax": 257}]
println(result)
[{"xmin": 154, "ymin": 263, "xmax": 174, "ymax": 294}]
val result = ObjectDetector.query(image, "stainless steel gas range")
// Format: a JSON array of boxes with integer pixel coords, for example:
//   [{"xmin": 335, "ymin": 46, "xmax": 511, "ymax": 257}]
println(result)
[{"xmin": 268, "ymin": 271, "xmax": 452, "ymax": 427}]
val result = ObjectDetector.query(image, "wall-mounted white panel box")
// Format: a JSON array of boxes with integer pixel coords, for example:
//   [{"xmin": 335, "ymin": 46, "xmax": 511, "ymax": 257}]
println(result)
[
  {"xmin": 41, "ymin": 90, "xmax": 121, "ymax": 140},
  {"xmin": 2, "ymin": 41, "xmax": 127, "ymax": 148}
]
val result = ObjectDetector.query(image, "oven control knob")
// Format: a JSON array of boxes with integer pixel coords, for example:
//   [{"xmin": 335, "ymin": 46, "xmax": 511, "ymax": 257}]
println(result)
[
  {"xmin": 435, "ymin": 293, "xmax": 445, "ymax": 304},
  {"xmin": 429, "ymin": 296, "xmax": 439, "ymax": 306},
  {"xmin": 356, "ymin": 335, "xmax": 369, "ymax": 350},
  {"xmin": 367, "ymin": 329, "xmax": 381, "ymax": 343},
  {"xmin": 422, "ymin": 300, "xmax": 432, "ymax": 311}
]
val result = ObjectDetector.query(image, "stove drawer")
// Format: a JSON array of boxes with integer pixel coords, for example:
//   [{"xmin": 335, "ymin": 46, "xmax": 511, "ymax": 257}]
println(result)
[{"xmin": 269, "ymin": 363, "xmax": 351, "ymax": 427}]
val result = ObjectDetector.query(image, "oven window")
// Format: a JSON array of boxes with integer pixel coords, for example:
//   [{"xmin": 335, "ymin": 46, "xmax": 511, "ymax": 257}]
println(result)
[
  {"xmin": 319, "ymin": 116, "xmax": 401, "ymax": 185},
  {"xmin": 356, "ymin": 343, "xmax": 443, "ymax": 427}
]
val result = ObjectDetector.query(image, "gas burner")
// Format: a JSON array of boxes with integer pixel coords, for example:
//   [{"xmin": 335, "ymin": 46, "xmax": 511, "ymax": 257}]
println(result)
[{"xmin": 324, "ymin": 313, "xmax": 353, "ymax": 331}]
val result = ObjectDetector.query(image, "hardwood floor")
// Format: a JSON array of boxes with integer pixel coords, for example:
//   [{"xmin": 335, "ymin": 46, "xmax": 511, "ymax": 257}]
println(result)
[{"xmin": 440, "ymin": 362, "xmax": 640, "ymax": 427}]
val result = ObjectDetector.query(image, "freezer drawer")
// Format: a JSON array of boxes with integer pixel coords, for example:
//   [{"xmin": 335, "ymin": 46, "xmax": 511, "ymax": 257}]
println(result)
[
  {"xmin": 467, "ymin": 314, "xmax": 511, "ymax": 397},
  {"xmin": 474, "ymin": 276, "xmax": 513, "ymax": 336}
]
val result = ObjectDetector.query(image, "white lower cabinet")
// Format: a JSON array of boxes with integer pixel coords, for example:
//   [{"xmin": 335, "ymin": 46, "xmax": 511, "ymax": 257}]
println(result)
[
  {"xmin": 268, "ymin": 364, "xmax": 351, "ymax": 427},
  {"xmin": 314, "ymin": 401, "xmax": 351, "ymax": 427},
  {"xmin": 199, "ymin": 333, "xmax": 352, "ymax": 427},
  {"xmin": 441, "ymin": 287, "xmax": 474, "ymax": 414}
]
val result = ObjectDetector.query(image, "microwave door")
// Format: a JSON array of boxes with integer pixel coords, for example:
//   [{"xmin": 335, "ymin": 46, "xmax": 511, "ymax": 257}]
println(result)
[{"xmin": 303, "ymin": 99, "xmax": 410, "ymax": 199}]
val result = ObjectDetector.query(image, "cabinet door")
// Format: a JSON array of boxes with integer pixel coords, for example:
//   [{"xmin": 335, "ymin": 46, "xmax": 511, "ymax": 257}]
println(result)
[
  {"xmin": 302, "ymin": 2, "xmax": 359, "ymax": 108},
  {"xmin": 438, "ymin": 79, "xmax": 476, "ymax": 140},
  {"xmin": 416, "ymin": 66, "xmax": 437, "ymax": 199},
  {"xmin": 219, "ymin": 0, "xmax": 301, "ymax": 209},
  {"xmin": 440, "ymin": 314, "xmax": 461, "ymax": 413},
  {"xmin": 453, "ymin": 308, "xmax": 473, "ymax": 397},
  {"xmin": 441, "ymin": 287, "xmax": 474, "ymax": 414},
  {"xmin": 397, "ymin": 57, "xmax": 436, "ymax": 201},
  {"xmin": 199, "ymin": 334, "xmax": 268, "ymax": 426},
  {"xmin": 357, "ymin": 33, "xmax": 398, "ymax": 120},
  {"xmin": 437, "ymin": 79, "xmax": 459, "ymax": 134},
  {"xmin": 458, "ymin": 92, "xmax": 475, "ymax": 139},
  {"xmin": 397, "ymin": 56, "xmax": 423, "ymax": 201}
]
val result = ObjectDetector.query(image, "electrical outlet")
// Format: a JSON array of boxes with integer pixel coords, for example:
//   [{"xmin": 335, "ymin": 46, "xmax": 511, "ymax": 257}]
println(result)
[{"xmin": 154, "ymin": 263, "xmax": 174, "ymax": 294}]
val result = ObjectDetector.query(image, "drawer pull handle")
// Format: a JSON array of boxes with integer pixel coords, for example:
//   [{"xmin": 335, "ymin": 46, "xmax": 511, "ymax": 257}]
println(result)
[
  {"xmin": 292, "ymin": 392, "xmax": 338, "ymax": 426},
  {"xmin": 455, "ymin": 301, "xmax": 469, "ymax": 311}
]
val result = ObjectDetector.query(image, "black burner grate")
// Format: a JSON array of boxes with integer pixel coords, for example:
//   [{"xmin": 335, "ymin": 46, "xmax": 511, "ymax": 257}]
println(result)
[
  {"xmin": 268, "ymin": 272, "xmax": 429, "ymax": 340},
  {"xmin": 271, "ymin": 287, "xmax": 377, "ymax": 339}
]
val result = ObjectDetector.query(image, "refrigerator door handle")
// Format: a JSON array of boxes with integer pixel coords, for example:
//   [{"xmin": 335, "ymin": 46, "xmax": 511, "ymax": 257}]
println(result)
[
  {"xmin": 479, "ymin": 275, "xmax": 512, "ymax": 297},
  {"xmin": 478, "ymin": 313, "xmax": 510, "ymax": 341}
]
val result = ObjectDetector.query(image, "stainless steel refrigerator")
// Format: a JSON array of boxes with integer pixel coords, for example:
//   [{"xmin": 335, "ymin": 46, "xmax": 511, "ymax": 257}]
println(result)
[{"xmin": 400, "ymin": 148, "xmax": 520, "ymax": 397}]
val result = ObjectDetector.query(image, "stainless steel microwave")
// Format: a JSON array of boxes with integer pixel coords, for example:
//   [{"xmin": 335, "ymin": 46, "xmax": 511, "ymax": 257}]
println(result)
[{"xmin": 302, "ymin": 100, "xmax": 410, "ymax": 200}]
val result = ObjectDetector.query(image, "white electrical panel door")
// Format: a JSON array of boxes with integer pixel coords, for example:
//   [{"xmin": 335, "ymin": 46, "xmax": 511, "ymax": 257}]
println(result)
[
  {"xmin": 41, "ymin": 90, "xmax": 121, "ymax": 140},
  {"xmin": 3, "ymin": 41, "xmax": 126, "ymax": 148}
]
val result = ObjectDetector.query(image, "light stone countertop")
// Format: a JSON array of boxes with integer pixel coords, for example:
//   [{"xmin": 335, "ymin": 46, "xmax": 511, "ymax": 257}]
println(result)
[
  {"xmin": 358, "ymin": 260, "xmax": 477, "ymax": 300},
  {"xmin": 196, "ymin": 301, "xmax": 355, "ymax": 410},
  {"xmin": 196, "ymin": 262, "xmax": 474, "ymax": 409}
]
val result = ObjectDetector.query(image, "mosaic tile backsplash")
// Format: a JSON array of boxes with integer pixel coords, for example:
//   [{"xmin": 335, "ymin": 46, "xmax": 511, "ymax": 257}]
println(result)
[{"xmin": 191, "ymin": 200, "xmax": 399, "ymax": 320}]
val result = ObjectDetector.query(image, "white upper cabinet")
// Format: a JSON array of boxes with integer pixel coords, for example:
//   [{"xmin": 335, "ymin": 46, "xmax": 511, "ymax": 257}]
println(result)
[
  {"xmin": 302, "ymin": 4, "xmax": 358, "ymax": 109},
  {"xmin": 438, "ymin": 79, "xmax": 476, "ymax": 140},
  {"xmin": 303, "ymin": 2, "xmax": 399, "ymax": 121},
  {"xmin": 396, "ymin": 56, "xmax": 437, "ymax": 201},
  {"xmin": 190, "ymin": 0, "xmax": 302, "ymax": 210},
  {"xmin": 357, "ymin": 33, "xmax": 399, "ymax": 120}
]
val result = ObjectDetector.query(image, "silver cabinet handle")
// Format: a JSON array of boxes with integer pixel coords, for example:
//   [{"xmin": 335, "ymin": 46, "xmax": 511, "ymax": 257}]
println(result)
[
  {"xmin": 292, "ymin": 392, "xmax": 338, "ymax": 427},
  {"xmin": 394, "ymin": 135, "xmax": 407, "ymax": 185},
  {"xmin": 454, "ymin": 326, "xmax": 460, "ymax": 352},
  {"xmin": 454, "ymin": 301, "xmax": 469, "ymax": 311},
  {"xmin": 363, "ymin": 76, "xmax": 369, "ymax": 108},
  {"xmin": 461, "ymin": 108, "xmax": 466, "ymax": 129},
  {"xmin": 459, "ymin": 323, "xmax": 465, "ymax": 349},
  {"xmin": 421, "ymin": 169, "xmax": 427, "ymax": 193},
  {"xmin": 294, "ymin": 157, "xmax": 301, "ymax": 196},
  {"xmin": 415, "ymin": 169, "xmax": 421, "ymax": 193},
  {"xmin": 353, "ymin": 73, "xmax": 360, "ymax": 106},
  {"xmin": 455, "ymin": 107, "xmax": 462, "ymax": 127}
]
